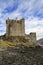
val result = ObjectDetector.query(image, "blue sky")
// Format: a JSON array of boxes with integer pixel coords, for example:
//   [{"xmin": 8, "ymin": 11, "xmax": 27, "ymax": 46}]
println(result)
[{"xmin": 0, "ymin": 0, "xmax": 43, "ymax": 39}]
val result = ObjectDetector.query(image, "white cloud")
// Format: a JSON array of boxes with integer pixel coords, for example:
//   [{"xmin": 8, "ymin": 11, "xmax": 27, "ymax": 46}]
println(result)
[
  {"xmin": 25, "ymin": 17, "xmax": 43, "ymax": 40},
  {"xmin": 0, "ymin": 0, "xmax": 43, "ymax": 40}
]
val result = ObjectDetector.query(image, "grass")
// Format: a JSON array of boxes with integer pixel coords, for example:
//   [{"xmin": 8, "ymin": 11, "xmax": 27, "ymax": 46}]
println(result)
[{"xmin": 0, "ymin": 39, "xmax": 37, "ymax": 48}]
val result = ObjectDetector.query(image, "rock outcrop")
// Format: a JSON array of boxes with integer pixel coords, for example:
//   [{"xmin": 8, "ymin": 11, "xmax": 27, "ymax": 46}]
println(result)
[{"xmin": 0, "ymin": 45, "xmax": 43, "ymax": 65}]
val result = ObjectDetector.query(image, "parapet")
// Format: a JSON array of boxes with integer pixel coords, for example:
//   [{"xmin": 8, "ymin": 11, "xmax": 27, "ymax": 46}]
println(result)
[
  {"xmin": 6, "ymin": 18, "xmax": 25, "ymax": 24},
  {"xmin": 30, "ymin": 32, "xmax": 36, "ymax": 36}
]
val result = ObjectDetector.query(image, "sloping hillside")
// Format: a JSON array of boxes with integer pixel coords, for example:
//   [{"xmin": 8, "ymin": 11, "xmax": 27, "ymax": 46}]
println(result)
[
  {"xmin": 0, "ymin": 36, "xmax": 37, "ymax": 48},
  {"xmin": 0, "ymin": 45, "xmax": 43, "ymax": 65},
  {"xmin": 37, "ymin": 38, "xmax": 43, "ymax": 46}
]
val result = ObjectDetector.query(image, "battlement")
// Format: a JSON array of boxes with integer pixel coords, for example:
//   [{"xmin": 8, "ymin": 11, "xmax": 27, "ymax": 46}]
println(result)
[{"xmin": 6, "ymin": 18, "xmax": 24, "ymax": 23}]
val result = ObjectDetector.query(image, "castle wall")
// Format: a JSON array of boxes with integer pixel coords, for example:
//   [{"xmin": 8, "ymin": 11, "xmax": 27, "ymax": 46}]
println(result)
[
  {"xmin": 29, "ymin": 32, "xmax": 36, "ymax": 44},
  {"xmin": 25, "ymin": 32, "xmax": 36, "ymax": 44},
  {"xmin": 6, "ymin": 18, "xmax": 25, "ymax": 37}
]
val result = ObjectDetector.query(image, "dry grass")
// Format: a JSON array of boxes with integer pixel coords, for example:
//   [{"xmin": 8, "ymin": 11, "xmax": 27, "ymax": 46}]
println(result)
[{"xmin": 0, "ymin": 39, "xmax": 37, "ymax": 48}]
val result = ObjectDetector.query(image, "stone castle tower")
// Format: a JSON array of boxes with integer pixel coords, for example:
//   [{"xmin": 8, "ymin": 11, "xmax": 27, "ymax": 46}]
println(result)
[{"xmin": 6, "ymin": 18, "xmax": 25, "ymax": 37}]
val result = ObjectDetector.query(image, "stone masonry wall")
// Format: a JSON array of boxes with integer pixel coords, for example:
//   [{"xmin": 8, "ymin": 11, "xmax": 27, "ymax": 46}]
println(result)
[{"xmin": 6, "ymin": 18, "xmax": 25, "ymax": 37}]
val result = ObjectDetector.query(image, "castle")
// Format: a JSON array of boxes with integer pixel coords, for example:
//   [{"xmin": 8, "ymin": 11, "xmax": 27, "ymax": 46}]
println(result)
[{"xmin": 6, "ymin": 18, "xmax": 36, "ymax": 45}]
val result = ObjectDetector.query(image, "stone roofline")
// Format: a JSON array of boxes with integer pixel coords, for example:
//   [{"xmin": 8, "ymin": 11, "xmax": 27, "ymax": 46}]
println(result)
[{"xmin": 6, "ymin": 17, "xmax": 25, "ymax": 22}]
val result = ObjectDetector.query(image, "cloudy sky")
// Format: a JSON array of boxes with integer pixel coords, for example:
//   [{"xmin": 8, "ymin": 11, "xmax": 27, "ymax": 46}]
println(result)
[{"xmin": 0, "ymin": 0, "xmax": 43, "ymax": 40}]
